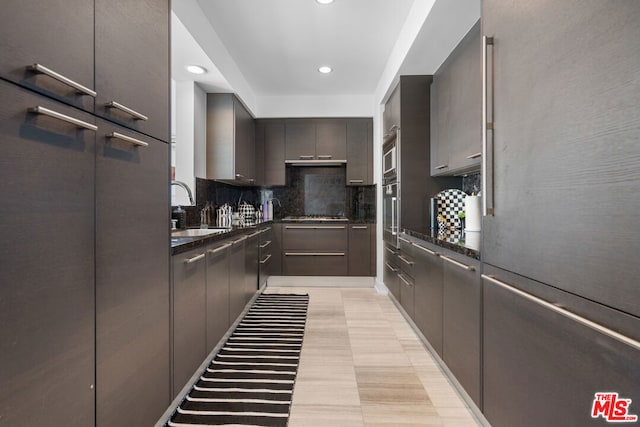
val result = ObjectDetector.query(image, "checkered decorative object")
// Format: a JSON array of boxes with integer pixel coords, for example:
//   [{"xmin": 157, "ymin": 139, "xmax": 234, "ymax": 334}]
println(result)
[{"xmin": 436, "ymin": 189, "xmax": 467, "ymax": 229}]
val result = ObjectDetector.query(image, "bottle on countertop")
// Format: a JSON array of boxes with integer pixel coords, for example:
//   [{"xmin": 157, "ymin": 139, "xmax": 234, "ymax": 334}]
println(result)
[{"xmin": 267, "ymin": 200, "xmax": 273, "ymax": 220}]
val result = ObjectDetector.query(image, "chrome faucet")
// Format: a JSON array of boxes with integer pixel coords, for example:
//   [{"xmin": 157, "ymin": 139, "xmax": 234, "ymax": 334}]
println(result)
[{"xmin": 171, "ymin": 180, "xmax": 195, "ymax": 206}]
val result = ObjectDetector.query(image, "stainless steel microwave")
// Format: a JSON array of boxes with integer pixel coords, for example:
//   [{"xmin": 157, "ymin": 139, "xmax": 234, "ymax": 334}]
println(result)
[{"xmin": 383, "ymin": 145, "xmax": 396, "ymax": 178}]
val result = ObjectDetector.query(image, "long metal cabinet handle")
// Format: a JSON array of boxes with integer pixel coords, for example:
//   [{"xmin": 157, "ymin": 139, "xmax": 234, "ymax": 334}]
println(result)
[
  {"xmin": 260, "ymin": 240, "xmax": 272, "ymax": 249},
  {"xmin": 184, "ymin": 253, "xmax": 205, "ymax": 264},
  {"xmin": 384, "ymin": 247, "xmax": 397, "ymax": 255},
  {"xmin": 351, "ymin": 226, "xmax": 368, "ymax": 230},
  {"xmin": 482, "ymin": 35, "xmax": 495, "ymax": 216},
  {"xmin": 285, "ymin": 225, "xmax": 345, "ymax": 230},
  {"xmin": 298, "ymin": 155, "xmax": 314, "ymax": 160},
  {"xmin": 398, "ymin": 237, "xmax": 412, "ymax": 244},
  {"xmin": 412, "ymin": 243, "xmax": 439, "ymax": 256},
  {"xmin": 435, "ymin": 164, "xmax": 449, "ymax": 170},
  {"xmin": 105, "ymin": 101, "xmax": 149, "ymax": 121},
  {"xmin": 391, "ymin": 196, "xmax": 397, "ymax": 236},
  {"xmin": 398, "ymin": 274, "xmax": 413, "ymax": 287},
  {"xmin": 260, "ymin": 254, "xmax": 272, "ymax": 264},
  {"xmin": 441, "ymin": 255, "xmax": 475, "ymax": 271},
  {"xmin": 27, "ymin": 63, "xmax": 97, "ymax": 97},
  {"xmin": 317, "ymin": 155, "xmax": 332, "ymax": 159},
  {"xmin": 398, "ymin": 255, "xmax": 414, "ymax": 266},
  {"xmin": 349, "ymin": 179, "xmax": 364, "ymax": 184},
  {"xmin": 107, "ymin": 131, "xmax": 149, "ymax": 147},
  {"xmin": 466, "ymin": 152, "xmax": 482, "ymax": 159},
  {"xmin": 232, "ymin": 236, "xmax": 247, "ymax": 244},
  {"xmin": 29, "ymin": 106, "xmax": 97, "ymax": 131},
  {"xmin": 285, "ymin": 252, "xmax": 345, "ymax": 256},
  {"xmin": 482, "ymin": 274, "xmax": 640, "ymax": 352},
  {"xmin": 208, "ymin": 243, "xmax": 232, "ymax": 255},
  {"xmin": 385, "ymin": 262, "xmax": 398, "ymax": 272},
  {"xmin": 247, "ymin": 231, "xmax": 262, "ymax": 238}
]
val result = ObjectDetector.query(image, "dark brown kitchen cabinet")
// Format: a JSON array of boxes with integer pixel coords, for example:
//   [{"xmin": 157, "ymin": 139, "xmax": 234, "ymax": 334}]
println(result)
[
  {"xmin": 95, "ymin": 120, "xmax": 170, "ymax": 426},
  {"xmin": 0, "ymin": 80, "xmax": 96, "ymax": 427},
  {"xmin": 259, "ymin": 226, "xmax": 274, "ymax": 287},
  {"xmin": 285, "ymin": 119, "xmax": 316, "ymax": 161},
  {"xmin": 255, "ymin": 120, "xmax": 286, "ymax": 186},
  {"xmin": 412, "ymin": 240, "xmax": 444, "ymax": 357},
  {"xmin": 442, "ymin": 251, "xmax": 481, "ymax": 406},
  {"xmin": 94, "ymin": 0, "xmax": 169, "ymax": 142},
  {"xmin": 316, "ymin": 119, "xmax": 347, "ymax": 161},
  {"xmin": 207, "ymin": 94, "xmax": 256, "ymax": 184},
  {"xmin": 348, "ymin": 224, "xmax": 373, "ymax": 276},
  {"xmin": 270, "ymin": 223, "xmax": 283, "ymax": 275},
  {"xmin": 431, "ymin": 20, "xmax": 481, "ymax": 176},
  {"xmin": 383, "ymin": 84, "xmax": 400, "ymax": 135},
  {"xmin": 206, "ymin": 241, "xmax": 231, "ymax": 354},
  {"xmin": 285, "ymin": 118, "xmax": 346, "ymax": 162},
  {"xmin": 282, "ymin": 224, "xmax": 348, "ymax": 275},
  {"xmin": 383, "ymin": 251, "xmax": 400, "ymax": 301},
  {"xmin": 245, "ymin": 230, "xmax": 260, "ymax": 299},
  {"xmin": 483, "ymin": 266, "xmax": 640, "ymax": 427},
  {"xmin": 397, "ymin": 237, "xmax": 416, "ymax": 318},
  {"xmin": 171, "ymin": 247, "xmax": 206, "ymax": 399},
  {"xmin": 482, "ymin": 0, "xmax": 640, "ymax": 318},
  {"xmin": 228, "ymin": 235, "xmax": 247, "ymax": 322},
  {"xmin": 346, "ymin": 119, "xmax": 373, "ymax": 185},
  {"xmin": 0, "ymin": 0, "xmax": 95, "ymax": 112}
]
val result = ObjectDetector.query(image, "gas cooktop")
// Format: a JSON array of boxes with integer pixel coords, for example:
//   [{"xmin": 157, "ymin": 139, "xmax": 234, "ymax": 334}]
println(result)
[{"xmin": 282, "ymin": 215, "xmax": 349, "ymax": 222}]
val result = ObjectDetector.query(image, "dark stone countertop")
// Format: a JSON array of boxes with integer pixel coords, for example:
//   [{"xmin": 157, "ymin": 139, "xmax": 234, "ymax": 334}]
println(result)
[
  {"xmin": 403, "ymin": 228, "xmax": 480, "ymax": 260},
  {"xmin": 171, "ymin": 220, "xmax": 273, "ymax": 255}
]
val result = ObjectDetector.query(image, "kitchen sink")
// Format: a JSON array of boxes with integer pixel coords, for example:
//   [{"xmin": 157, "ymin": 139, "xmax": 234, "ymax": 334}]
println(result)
[{"xmin": 171, "ymin": 228, "xmax": 229, "ymax": 237}]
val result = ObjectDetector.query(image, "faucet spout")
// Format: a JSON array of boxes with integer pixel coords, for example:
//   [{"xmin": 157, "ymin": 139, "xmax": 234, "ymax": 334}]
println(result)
[{"xmin": 171, "ymin": 180, "xmax": 195, "ymax": 206}]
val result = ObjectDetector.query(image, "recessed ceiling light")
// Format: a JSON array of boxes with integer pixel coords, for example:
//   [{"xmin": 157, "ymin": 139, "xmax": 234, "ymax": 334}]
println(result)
[
  {"xmin": 185, "ymin": 65, "xmax": 207, "ymax": 75},
  {"xmin": 316, "ymin": 0, "xmax": 334, "ymax": 4},
  {"xmin": 318, "ymin": 66, "xmax": 333, "ymax": 74}
]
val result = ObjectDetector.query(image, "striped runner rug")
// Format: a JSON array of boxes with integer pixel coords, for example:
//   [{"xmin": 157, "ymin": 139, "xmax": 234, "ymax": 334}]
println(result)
[{"xmin": 168, "ymin": 293, "xmax": 309, "ymax": 427}]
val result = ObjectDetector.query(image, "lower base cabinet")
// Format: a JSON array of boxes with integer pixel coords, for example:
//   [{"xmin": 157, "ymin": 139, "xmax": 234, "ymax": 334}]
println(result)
[
  {"xmin": 383, "ymin": 244, "xmax": 400, "ymax": 300},
  {"xmin": 206, "ymin": 242, "xmax": 231, "ymax": 354},
  {"xmin": 483, "ymin": 266, "xmax": 640, "ymax": 427},
  {"xmin": 348, "ymin": 224, "xmax": 376, "ymax": 276},
  {"xmin": 172, "ymin": 247, "xmax": 207, "ymax": 398},
  {"xmin": 229, "ymin": 236, "xmax": 247, "ymax": 323},
  {"xmin": 413, "ymin": 241, "xmax": 444, "ymax": 356},
  {"xmin": 441, "ymin": 252, "xmax": 481, "ymax": 407}
]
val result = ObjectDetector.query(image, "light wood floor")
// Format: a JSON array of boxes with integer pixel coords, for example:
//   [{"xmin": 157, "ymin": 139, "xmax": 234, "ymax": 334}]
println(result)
[{"xmin": 265, "ymin": 286, "xmax": 480, "ymax": 427}]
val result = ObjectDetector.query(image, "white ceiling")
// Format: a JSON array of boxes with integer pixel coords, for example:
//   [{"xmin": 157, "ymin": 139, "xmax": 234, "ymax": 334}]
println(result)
[
  {"xmin": 196, "ymin": 0, "xmax": 414, "ymax": 96},
  {"xmin": 171, "ymin": 0, "xmax": 481, "ymax": 117}
]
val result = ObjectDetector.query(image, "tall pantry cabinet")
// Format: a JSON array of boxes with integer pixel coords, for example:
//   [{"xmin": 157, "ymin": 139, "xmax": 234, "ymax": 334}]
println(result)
[
  {"xmin": 0, "ymin": 1, "xmax": 171, "ymax": 426},
  {"xmin": 481, "ymin": 1, "xmax": 640, "ymax": 426}
]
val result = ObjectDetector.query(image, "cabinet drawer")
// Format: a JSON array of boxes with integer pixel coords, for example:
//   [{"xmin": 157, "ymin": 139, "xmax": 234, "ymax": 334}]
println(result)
[
  {"xmin": 283, "ymin": 225, "xmax": 347, "ymax": 250},
  {"xmin": 283, "ymin": 252, "xmax": 347, "ymax": 276},
  {"xmin": 398, "ymin": 236, "xmax": 415, "ymax": 278},
  {"xmin": 398, "ymin": 272, "xmax": 415, "ymax": 319},
  {"xmin": 483, "ymin": 268, "xmax": 640, "ymax": 427}
]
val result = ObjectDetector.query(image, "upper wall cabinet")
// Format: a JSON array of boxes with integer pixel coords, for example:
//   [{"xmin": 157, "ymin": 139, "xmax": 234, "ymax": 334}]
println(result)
[
  {"xmin": 382, "ymin": 84, "xmax": 400, "ymax": 135},
  {"xmin": 207, "ymin": 93, "xmax": 256, "ymax": 185},
  {"xmin": 285, "ymin": 118, "xmax": 347, "ymax": 162},
  {"xmin": 430, "ymin": 21, "xmax": 482, "ymax": 176},
  {"xmin": 95, "ymin": 0, "xmax": 170, "ymax": 142},
  {"xmin": 346, "ymin": 118, "xmax": 373, "ymax": 185},
  {"xmin": 255, "ymin": 119, "xmax": 286, "ymax": 187},
  {"xmin": 0, "ymin": 0, "xmax": 95, "ymax": 112}
]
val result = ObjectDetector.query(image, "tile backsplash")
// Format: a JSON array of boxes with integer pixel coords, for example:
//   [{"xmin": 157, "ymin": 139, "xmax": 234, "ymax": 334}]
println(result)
[{"xmin": 183, "ymin": 167, "xmax": 376, "ymax": 227}]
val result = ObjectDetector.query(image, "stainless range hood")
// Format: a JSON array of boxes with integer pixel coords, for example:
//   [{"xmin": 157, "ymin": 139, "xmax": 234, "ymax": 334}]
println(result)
[{"xmin": 285, "ymin": 159, "xmax": 347, "ymax": 167}]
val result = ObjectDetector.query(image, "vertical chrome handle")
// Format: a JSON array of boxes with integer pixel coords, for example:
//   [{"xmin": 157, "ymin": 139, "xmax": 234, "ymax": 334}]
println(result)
[
  {"xmin": 391, "ymin": 196, "xmax": 397, "ymax": 235},
  {"xmin": 107, "ymin": 131, "xmax": 149, "ymax": 147},
  {"xmin": 28, "ymin": 106, "xmax": 97, "ymax": 131},
  {"xmin": 105, "ymin": 101, "xmax": 149, "ymax": 121},
  {"xmin": 27, "ymin": 64, "xmax": 97, "ymax": 97},
  {"xmin": 482, "ymin": 35, "xmax": 495, "ymax": 216}
]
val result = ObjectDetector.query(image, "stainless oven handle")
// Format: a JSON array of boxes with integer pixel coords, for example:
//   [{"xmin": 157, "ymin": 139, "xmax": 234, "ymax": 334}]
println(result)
[{"xmin": 391, "ymin": 196, "xmax": 397, "ymax": 236}]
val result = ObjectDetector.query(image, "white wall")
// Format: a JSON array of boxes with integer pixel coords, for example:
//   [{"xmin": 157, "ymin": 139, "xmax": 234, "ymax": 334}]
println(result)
[{"xmin": 172, "ymin": 80, "xmax": 204, "ymax": 206}]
